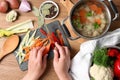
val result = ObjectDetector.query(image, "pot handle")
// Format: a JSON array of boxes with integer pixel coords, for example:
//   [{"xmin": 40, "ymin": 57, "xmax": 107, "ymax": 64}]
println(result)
[
  {"xmin": 108, "ymin": 0, "xmax": 119, "ymax": 21},
  {"xmin": 61, "ymin": 17, "xmax": 80, "ymax": 40}
]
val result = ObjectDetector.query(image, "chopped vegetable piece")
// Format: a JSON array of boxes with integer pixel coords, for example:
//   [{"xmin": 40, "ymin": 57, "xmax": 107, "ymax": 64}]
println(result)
[
  {"xmin": 73, "ymin": 19, "xmax": 81, "ymax": 28},
  {"xmin": 89, "ymin": 4, "xmax": 98, "ymax": 12},
  {"xmin": 79, "ymin": 9, "xmax": 87, "ymax": 23},
  {"xmin": 93, "ymin": 22, "xmax": 100, "ymax": 29},
  {"xmin": 56, "ymin": 30, "xmax": 64, "ymax": 46},
  {"xmin": 0, "ymin": 29, "xmax": 13, "ymax": 37},
  {"xmin": 6, "ymin": 10, "xmax": 17, "ymax": 22},
  {"xmin": 86, "ymin": 11, "xmax": 92, "ymax": 17},
  {"xmin": 96, "ymin": 7, "xmax": 102, "ymax": 14},
  {"xmin": 40, "ymin": 28, "xmax": 47, "ymax": 36},
  {"xmin": 95, "ymin": 19, "xmax": 101, "ymax": 25},
  {"xmin": 51, "ymin": 32, "xmax": 60, "ymax": 44}
]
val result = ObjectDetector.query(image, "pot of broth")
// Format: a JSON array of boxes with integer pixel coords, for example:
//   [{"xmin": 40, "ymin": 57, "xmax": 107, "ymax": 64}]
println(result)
[{"xmin": 62, "ymin": 0, "xmax": 119, "ymax": 40}]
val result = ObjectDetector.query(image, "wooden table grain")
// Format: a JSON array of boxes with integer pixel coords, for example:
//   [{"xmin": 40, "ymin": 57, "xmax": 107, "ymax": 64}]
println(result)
[{"xmin": 0, "ymin": 0, "xmax": 120, "ymax": 80}]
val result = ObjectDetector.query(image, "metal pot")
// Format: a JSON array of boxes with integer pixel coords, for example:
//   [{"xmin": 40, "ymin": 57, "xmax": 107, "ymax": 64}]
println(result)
[{"xmin": 62, "ymin": 0, "xmax": 119, "ymax": 40}]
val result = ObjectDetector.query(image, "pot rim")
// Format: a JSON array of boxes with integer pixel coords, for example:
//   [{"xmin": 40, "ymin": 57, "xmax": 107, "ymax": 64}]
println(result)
[{"xmin": 69, "ymin": 0, "xmax": 112, "ymax": 40}]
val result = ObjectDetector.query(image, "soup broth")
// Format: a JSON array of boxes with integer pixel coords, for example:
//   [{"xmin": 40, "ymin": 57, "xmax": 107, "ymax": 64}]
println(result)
[{"xmin": 72, "ymin": 2, "xmax": 107, "ymax": 37}]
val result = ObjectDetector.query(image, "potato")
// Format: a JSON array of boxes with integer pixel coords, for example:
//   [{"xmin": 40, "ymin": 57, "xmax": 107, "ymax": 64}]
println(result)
[
  {"xmin": 6, "ymin": 0, "xmax": 20, "ymax": 9},
  {"xmin": 0, "ymin": 1, "xmax": 8, "ymax": 13}
]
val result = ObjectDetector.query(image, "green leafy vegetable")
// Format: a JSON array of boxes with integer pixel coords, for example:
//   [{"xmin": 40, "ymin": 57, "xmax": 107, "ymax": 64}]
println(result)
[
  {"xmin": 41, "ymin": 3, "xmax": 53, "ymax": 17},
  {"xmin": 87, "ymin": 11, "xmax": 92, "ymax": 17},
  {"xmin": 93, "ymin": 22, "xmax": 100, "ymax": 29},
  {"xmin": 32, "ymin": 6, "xmax": 40, "ymax": 17},
  {"xmin": 93, "ymin": 47, "xmax": 114, "ymax": 67},
  {"xmin": 32, "ymin": 6, "xmax": 44, "ymax": 28}
]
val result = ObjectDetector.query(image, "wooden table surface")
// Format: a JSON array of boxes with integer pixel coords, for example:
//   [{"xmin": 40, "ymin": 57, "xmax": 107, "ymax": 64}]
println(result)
[{"xmin": 0, "ymin": 0, "xmax": 120, "ymax": 80}]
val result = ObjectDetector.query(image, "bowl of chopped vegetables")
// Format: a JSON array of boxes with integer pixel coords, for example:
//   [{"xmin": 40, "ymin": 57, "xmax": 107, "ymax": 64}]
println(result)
[
  {"xmin": 62, "ymin": 0, "xmax": 119, "ymax": 40},
  {"xmin": 39, "ymin": 0, "xmax": 59, "ymax": 20},
  {"xmin": 90, "ymin": 46, "xmax": 120, "ymax": 80}
]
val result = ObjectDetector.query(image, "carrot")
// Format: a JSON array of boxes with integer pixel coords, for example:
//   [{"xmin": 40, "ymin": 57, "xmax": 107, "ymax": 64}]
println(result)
[
  {"xmin": 89, "ymin": 4, "xmax": 98, "ymax": 12},
  {"xmin": 95, "ymin": 19, "xmax": 101, "ymax": 25},
  {"xmin": 23, "ymin": 47, "xmax": 30, "ymax": 53},
  {"xmin": 96, "ymin": 7, "xmax": 102, "ymax": 14},
  {"xmin": 79, "ymin": 9, "xmax": 87, "ymax": 23},
  {"xmin": 43, "ymin": 42, "xmax": 51, "ymax": 56},
  {"xmin": 24, "ymin": 52, "xmax": 30, "ymax": 61},
  {"xmin": 89, "ymin": 4, "xmax": 103, "ymax": 14}
]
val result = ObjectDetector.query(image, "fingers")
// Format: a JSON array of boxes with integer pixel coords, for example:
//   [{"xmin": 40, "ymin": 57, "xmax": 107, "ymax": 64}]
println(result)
[
  {"xmin": 37, "ymin": 46, "xmax": 46, "ymax": 63},
  {"xmin": 64, "ymin": 47, "xmax": 70, "ymax": 57},
  {"xmin": 55, "ymin": 42, "xmax": 66, "ymax": 58},
  {"xmin": 53, "ymin": 48, "xmax": 59, "ymax": 62},
  {"xmin": 30, "ymin": 47, "xmax": 38, "ymax": 60},
  {"xmin": 43, "ymin": 54, "xmax": 48, "ymax": 68}
]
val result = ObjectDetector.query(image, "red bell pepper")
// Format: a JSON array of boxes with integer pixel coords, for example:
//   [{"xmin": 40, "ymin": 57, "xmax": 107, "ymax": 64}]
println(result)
[
  {"xmin": 56, "ymin": 30, "xmax": 64, "ymax": 46},
  {"xmin": 40, "ymin": 28, "xmax": 47, "ymax": 36},
  {"xmin": 108, "ymin": 48, "xmax": 119, "ymax": 57},
  {"xmin": 114, "ymin": 58, "xmax": 120, "ymax": 78},
  {"xmin": 51, "ymin": 32, "xmax": 60, "ymax": 44}
]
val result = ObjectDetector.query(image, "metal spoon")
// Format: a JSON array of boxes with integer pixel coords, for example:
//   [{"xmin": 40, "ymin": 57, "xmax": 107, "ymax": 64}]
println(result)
[{"xmin": 0, "ymin": 35, "xmax": 19, "ymax": 60}]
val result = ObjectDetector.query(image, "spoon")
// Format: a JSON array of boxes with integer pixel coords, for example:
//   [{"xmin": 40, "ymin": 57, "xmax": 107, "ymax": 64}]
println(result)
[{"xmin": 0, "ymin": 35, "xmax": 19, "ymax": 60}]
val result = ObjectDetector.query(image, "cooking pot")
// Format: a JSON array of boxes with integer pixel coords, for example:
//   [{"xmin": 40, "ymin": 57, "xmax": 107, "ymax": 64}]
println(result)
[{"xmin": 62, "ymin": 0, "xmax": 119, "ymax": 40}]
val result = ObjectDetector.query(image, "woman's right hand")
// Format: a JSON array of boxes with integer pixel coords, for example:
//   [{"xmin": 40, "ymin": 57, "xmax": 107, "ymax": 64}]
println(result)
[{"xmin": 53, "ymin": 42, "xmax": 72, "ymax": 80}]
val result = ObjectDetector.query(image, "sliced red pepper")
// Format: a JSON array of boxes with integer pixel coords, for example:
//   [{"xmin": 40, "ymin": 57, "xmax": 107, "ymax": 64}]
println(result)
[
  {"xmin": 51, "ymin": 32, "xmax": 60, "ymax": 44},
  {"xmin": 56, "ymin": 30, "xmax": 64, "ymax": 46},
  {"xmin": 40, "ymin": 28, "xmax": 47, "ymax": 37}
]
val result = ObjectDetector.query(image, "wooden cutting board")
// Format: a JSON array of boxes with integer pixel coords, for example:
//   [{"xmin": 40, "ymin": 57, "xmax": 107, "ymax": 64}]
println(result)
[{"xmin": 13, "ymin": 20, "xmax": 70, "ymax": 71}]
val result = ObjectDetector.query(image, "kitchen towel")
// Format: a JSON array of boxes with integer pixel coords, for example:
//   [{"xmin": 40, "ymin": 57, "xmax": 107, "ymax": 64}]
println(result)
[{"xmin": 69, "ymin": 28, "xmax": 120, "ymax": 80}]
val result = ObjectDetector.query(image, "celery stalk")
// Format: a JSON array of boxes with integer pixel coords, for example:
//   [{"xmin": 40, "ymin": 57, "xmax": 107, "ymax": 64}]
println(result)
[
  {"xmin": 6, "ymin": 19, "xmax": 33, "ymax": 31},
  {"xmin": 26, "ymin": 30, "xmax": 37, "ymax": 46}
]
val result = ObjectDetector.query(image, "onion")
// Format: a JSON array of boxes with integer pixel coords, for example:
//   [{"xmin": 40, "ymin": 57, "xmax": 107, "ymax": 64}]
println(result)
[
  {"xmin": 0, "ymin": 1, "xmax": 8, "ymax": 13},
  {"xmin": 19, "ymin": 0, "xmax": 31, "ymax": 12}
]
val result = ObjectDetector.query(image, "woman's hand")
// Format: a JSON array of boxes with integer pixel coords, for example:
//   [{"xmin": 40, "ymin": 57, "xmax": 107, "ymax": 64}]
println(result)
[
  {"xmin": 22, "ymin": 46, "xmax": 48, "ymax": 80},
  {"xmin": 53, "ymin": 42, "xmax": 72, "ymax": 80}
]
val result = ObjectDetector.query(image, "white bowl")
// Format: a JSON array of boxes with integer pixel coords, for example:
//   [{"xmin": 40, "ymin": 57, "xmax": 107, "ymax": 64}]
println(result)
[{"xmin": 39, "ymin": 0, "xmax": 59, "ymax": 20}]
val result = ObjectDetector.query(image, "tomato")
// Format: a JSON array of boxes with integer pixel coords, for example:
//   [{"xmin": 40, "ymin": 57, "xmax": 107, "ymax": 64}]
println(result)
[{"xmin": 114, "ymin": 59, "xmax": 120, "ymax": 78}]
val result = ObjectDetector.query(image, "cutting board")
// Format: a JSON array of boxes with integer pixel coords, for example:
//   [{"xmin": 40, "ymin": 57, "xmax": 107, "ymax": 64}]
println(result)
[{"xmin": 13, "ymin": 20, "xmax": 70, "ymax": 71}]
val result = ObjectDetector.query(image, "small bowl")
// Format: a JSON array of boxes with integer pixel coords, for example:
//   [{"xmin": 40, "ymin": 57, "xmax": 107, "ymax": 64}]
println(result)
[{"xmin": 39, "ymin": 0, "xmax": 59, "ymax": 20}]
